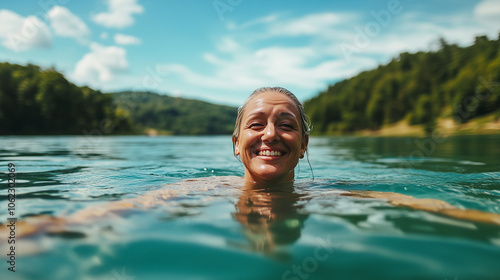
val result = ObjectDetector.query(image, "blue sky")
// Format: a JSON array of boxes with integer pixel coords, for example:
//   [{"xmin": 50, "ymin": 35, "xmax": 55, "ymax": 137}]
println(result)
[{"xmin": 1, "ymin": 0, "xmax": 499, "ymax": 106}]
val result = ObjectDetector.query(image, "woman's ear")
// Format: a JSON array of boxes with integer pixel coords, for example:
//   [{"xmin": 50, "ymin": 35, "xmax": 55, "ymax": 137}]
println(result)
[
  {"xmin": 233, "ymin": 136, "xmax": 240, "ymax": 156},
  {"xmin": 300, "ymin": 135, "xmax": 309, "ymax": 158}
]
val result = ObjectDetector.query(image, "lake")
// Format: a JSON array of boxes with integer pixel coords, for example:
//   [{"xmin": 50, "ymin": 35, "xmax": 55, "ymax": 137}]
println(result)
[{"xmin": 1, "ymin": 135, "xmax": 499, "ymax": 280}]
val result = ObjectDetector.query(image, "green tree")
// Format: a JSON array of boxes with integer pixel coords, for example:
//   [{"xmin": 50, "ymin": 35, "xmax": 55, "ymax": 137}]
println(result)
[{"xmin": 303, "ymin": 33, "xmax": 500, "ymax": 134}]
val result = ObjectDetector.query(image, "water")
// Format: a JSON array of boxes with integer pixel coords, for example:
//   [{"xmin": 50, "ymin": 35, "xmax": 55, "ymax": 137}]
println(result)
[{"xmin": 1, "ymin": 135, "xmax": 499, "ymax": 280}]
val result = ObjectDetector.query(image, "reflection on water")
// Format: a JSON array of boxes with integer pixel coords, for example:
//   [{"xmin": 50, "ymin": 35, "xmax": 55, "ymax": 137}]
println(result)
[
  {"xmin": 233, "ymin": 182, "xmax": 308, "ymax": 253},
  {"xmin": 311, "ymin": 135, "xmax": 500, "ymax": 173}
]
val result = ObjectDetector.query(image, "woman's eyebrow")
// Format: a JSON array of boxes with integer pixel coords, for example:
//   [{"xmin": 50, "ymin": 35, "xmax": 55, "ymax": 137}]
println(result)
[
  {"xmin": 278, "ymin": 111, "xmax": 297, "ymax": 119},
  {"xmin": 246, "ymin": 111, "xmax": 266, "ymax": 118},
  {"xmin": 245, "ymin": 111, "xmax": 298, "ymax": 120},
  {"xmin": 244, "ymin": 111, "xmax": 266, "ymax": 122}
]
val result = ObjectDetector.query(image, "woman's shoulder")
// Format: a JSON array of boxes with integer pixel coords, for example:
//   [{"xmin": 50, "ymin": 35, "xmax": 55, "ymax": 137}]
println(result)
[
  {"xmin": 138, "ymin": 176, "xmax": 244, "ymax": 200},
  {"xmin": 69, "ymin": 176, "xmax": 243, "ymax": 223},
  {"xmin": 178, "ymin": 176, "xmax": 244, "ymax": 185},
  {"xmin": 159, "ymin": 176, "xmax": 244, "ymax": 191}
]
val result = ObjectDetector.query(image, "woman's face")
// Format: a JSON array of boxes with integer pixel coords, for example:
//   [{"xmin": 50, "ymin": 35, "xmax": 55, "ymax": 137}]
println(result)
[{"xmin": 234, "ymin": 91, "xmax": 308, "ymax": 184}]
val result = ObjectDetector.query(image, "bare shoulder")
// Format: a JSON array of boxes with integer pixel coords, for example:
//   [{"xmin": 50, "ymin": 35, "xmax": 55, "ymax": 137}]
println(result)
[
  {"xmin": 0, "ymin": 176, "xmax": 245, "ymax": 239},
  {"xmin": 70, "ymin": 176, "xmax": 244, "ymax": 222},
  {"xmin": 163, "ymin": 176, "xmax": 244, "ymax": 189}
]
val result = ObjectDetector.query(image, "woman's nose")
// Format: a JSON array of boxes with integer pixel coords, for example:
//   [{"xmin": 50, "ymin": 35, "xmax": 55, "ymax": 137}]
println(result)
[{"xmin": 262, "ymin": 124, "xmax": 279, "ymax": 142}]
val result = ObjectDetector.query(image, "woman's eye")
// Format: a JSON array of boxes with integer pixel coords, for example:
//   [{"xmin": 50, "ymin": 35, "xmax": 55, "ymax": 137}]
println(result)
[
  {"xmin": 280, "ymin": 123, "xmax": 294, "ymax": 130},
  {"xmin": 249, "ymin": 123, "xmax": 263, "ymax": 129}
]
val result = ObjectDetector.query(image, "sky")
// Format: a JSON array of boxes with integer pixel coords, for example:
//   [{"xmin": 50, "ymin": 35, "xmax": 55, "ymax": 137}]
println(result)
[{"xmin": 0, "ymin": 0, "xmax": 499, "ymax": 106}]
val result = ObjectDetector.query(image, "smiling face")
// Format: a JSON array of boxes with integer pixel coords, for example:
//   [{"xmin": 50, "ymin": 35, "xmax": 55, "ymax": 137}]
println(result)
[{"xmin": 234, "ymin": 91, "xmax": 308, "ymax": 184}]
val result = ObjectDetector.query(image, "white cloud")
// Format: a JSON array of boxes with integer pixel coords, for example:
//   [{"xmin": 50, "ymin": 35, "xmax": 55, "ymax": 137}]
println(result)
[
  {"xmin": 92, "ymin": 0, "xmax": 144, "ymax": 28},
  {"xmin": 114, "ymin": 33, "xmax": 142, "ymax": 45},
  {"xmin": 474, "ymin": 0, "xmax": 500, "ymax": 25},
  {"xmin": 47, "ymin": 6, "xmax": 90, "ymax": 44},
  {"xmin": 72, "ymin": 43, "xmax": 128, "ymax": 86},
  {"xmin": 160, "ymin": 43, "xmax": 373, "ymax": 96},
  {"xmin": 269, "ymin": 12, "xmax": 356, "ymax": 36},
  {"xmin": 100, "ymin": 32, "xmax": 109, "ymax": 40},
  {"xmin": 226, "ymin": 14, "xmax": 279, "ymax": 30},
  {"xmin": 0, "ymin": 9, "xmax": 52, "ymax": 52},
  {"xmin": 157, "ymin": 12, "xmax": 379, "ymax": 98},
  {"xmin": 216, "ymin": 37, "xmax": 240, "ymax": 52},
  {"xmin": 348, "ymin": 11, "xmax": 499, "ymax": 60}
]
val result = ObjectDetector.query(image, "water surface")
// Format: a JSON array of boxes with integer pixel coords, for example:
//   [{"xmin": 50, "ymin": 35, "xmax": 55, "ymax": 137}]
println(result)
[{"xmin": 1, "ymin": 135, "xmax": 499, "ymax": 280}]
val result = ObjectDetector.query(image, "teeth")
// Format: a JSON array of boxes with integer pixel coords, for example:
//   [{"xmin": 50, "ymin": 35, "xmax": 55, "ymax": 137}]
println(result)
[{"xmin": 258, "ymin": 151, "xmax": 282, "ymax": 156}]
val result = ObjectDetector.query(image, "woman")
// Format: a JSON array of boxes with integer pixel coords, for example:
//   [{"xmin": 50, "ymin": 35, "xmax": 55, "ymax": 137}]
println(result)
[
  {"xmin": 232, "ymin": 86, "xmax": 311, "ymax": 185},
  {"xmin": 2, "ymin": 87, "xmax": 500, "ymax": 241}
]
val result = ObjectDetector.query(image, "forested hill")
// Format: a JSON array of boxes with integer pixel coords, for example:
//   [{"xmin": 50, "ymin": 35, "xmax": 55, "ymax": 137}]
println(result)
[
  {"xmin": 112, "ymin": 91, "xmax": 237, "ymax": 135},
  {"xmin": 0, "ymin": 62, "xmax": 237, "ymax": 135},
  {"xmin": 304, "ymin": 34, "xmax": 500, "ymax": 134},
  {"xmin": 0, "ymin": 62, "xmax": 133, "ymax": 135}
]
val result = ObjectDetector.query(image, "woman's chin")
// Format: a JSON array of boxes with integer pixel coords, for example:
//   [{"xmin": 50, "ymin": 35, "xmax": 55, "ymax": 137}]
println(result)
[{"xmin": 249, "ymin": 166, "xmax": 293, "ymax": 183}]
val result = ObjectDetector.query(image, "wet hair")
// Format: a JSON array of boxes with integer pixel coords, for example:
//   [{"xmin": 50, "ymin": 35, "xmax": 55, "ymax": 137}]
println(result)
[{"xmin": 232, "ymin": 86, "xmax": 312, "ymax": 157}]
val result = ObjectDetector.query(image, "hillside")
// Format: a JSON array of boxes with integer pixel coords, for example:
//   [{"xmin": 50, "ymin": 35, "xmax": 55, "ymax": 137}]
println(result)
[
  {"xmin": 0, "ymin": 62, "xmax": 237, "ymax": 135},
  {"xmin": 112, "ymin": 91, "xmax": 237, "ymax": 135},
  {"xmin": 304, "ymin": 34, "xmax": 500, "ymax": 135},
  {"xmin": 0, "ymin": 62, "xmax": 133, "ymax": 135}
]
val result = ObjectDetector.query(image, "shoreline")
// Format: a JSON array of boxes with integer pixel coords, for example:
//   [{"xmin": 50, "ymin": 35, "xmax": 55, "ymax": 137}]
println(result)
[
  {"xmin": 324, "ymin": 114, "xmax": 500, "ymax": 137},
  {"xmin": 1, "ymin": 115, "xmax": 499, "ymax": 138}
]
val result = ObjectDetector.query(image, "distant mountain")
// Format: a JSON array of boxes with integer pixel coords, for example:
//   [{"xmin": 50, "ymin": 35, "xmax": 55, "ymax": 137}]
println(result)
[
  {"xmin": 0, "ymin": 62, "xmax": 132, "ymax": 135},
  {"xmin": 304, "ymin": 34, "xmax": 500, "ymax": 135},
  {"xmin": 0, "ymin": 62, "xmax": 237, "ymax": 135},
  {"xmin": 112, "ymin": 91, "xmax": 237, "ymax": 135}
]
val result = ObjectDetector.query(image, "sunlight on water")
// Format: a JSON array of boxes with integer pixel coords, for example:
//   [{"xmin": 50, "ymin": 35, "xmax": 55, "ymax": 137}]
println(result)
[{"xmin": 0, "ymin": 135, "xmax": 499, "ymax": 280}]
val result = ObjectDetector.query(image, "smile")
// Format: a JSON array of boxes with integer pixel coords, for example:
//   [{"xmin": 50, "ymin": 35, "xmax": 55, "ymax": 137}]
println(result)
[{"xmin": 258, "ymin": 150, "xmax": 283, "ymax": 156}]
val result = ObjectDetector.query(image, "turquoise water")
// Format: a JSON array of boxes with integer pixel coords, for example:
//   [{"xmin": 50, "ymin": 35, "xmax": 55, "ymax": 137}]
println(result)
[{"xmin": 1, "ymin": 135, "xmax": 500, "ymax": 280}]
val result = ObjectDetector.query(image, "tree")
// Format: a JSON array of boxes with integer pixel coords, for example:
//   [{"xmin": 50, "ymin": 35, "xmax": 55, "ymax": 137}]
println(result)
[{"xmin": 303, "ymin": 33, "xmax": 500, "ymax": 134}]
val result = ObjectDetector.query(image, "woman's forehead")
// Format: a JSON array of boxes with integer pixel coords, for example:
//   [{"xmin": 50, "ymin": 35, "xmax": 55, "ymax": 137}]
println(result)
[{"xmin": 244, "ymin": 91, "xmax": 299, "ymax": 116}]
